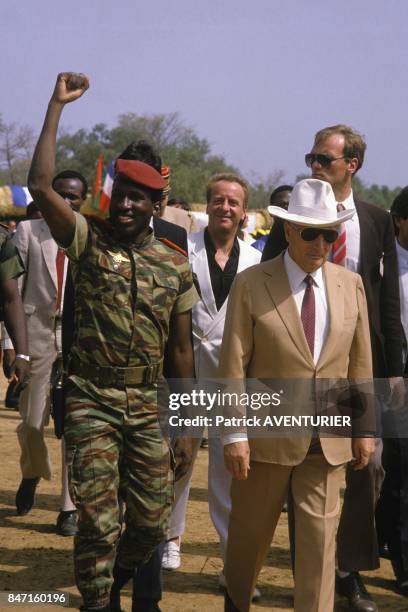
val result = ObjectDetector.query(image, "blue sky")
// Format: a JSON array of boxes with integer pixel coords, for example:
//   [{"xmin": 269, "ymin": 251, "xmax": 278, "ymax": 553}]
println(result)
[{"xmin": 2, "ymin": 0, "xmax": 407, "ymax": 188}]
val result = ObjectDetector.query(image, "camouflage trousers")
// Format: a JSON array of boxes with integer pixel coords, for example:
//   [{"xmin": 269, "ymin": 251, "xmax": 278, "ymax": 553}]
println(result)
[{"xmin": 64, "ymin": 379, "xmax": 174, "ymax": 608}]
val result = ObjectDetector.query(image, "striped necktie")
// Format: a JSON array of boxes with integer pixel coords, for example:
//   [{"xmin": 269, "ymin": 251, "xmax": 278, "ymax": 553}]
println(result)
[{"xmin": 332, "ymin": 203, "xmax": 346, "ymax": 266}]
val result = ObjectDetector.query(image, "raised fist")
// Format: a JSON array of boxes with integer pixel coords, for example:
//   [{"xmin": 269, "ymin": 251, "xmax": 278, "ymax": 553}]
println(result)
[{"xmin": 51, "ymin": 72, "xmax": 90, "ymax": 105}]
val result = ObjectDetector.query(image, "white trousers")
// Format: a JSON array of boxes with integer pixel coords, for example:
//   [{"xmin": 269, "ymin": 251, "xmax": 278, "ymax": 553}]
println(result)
[{"xmin": 167, "ymin": 437, "xmax": 231, "ymax": 560}]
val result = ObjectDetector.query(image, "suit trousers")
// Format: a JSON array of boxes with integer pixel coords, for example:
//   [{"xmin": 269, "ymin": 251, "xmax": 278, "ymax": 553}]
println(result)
[
  {"xmin": 225, "ymin": 455, "xmax": 343, "ymax": 612},
  {"xmin": 337, "ymin": 439, "xmax": 383, "ymax": 571},
  {"xmin": 167, "ymin": 437, "xmax": 231, "ymax": 559},
  {"xmin": 17, "ymin": 343, "xmax": 56, "ymax": 479}
]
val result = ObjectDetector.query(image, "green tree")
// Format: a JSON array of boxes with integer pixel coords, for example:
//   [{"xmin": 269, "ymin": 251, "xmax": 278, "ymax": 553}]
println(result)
[{"xmin": 55, "ymin": 112, "xmax": 237, "ymax": 202}]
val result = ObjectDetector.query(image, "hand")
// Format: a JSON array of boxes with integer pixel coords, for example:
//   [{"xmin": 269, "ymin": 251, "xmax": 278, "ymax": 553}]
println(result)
[
  {"xmin": 388, "ymin": 376, "xmax": 405, "ymax": 410},
  {"xmin": 2, "ymin": 348, "xmax": 15, "ymax": 379},
  {"xmin": 352, "ymin": 437, "xmax": 375, "ymax": 470},
  {"xmin": 51, "ymin": 72, "xmax": 89, "ymax": 105},
  {"xmin": 224, "ymin": 440, "xmax": 250, "ymax": 480},
  {"xmin": 173, "ymin": 436, "xmax": 193, "ymax": 481}
]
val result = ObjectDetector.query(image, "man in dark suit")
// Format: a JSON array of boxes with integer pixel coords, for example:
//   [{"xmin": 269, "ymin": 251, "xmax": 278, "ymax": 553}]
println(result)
[{"xmin": 262, "ymin": 124, "xmax": 404, "ymax": 612}]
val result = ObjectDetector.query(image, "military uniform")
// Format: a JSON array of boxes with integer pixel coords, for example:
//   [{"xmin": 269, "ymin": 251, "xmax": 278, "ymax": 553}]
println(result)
[
  {"xmin": 63, "ymin": 212, "xmax": 198, "ymax": 608},
  {"xmin": 0, "ymin": 223, "xmax": 25, "ymax": 282}
]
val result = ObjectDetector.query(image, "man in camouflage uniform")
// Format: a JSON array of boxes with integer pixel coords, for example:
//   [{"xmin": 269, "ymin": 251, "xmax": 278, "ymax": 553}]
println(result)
[
  {"xmin": 28, "ymin": 72, "xmax": 197, "ymax": 612},
  {"xmin": 0, "ymin": 223, "xmax": 30, "ymax": 387}
]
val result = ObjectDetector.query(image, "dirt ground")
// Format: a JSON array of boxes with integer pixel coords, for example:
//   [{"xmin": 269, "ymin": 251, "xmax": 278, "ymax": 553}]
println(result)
[{"xmin": 0, "ymin": 379, "xmax": 407, "ymax": 612}]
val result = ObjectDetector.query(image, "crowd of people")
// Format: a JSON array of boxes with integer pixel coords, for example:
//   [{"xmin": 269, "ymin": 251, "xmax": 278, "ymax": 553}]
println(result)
[{"xmin": 1, "ymin": 71, "xmax": 408, "ymax": 612}]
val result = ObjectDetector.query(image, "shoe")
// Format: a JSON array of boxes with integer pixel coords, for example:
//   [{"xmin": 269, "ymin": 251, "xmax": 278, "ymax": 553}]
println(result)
[
  {"xmin": 161, "ymin": 540, "xmax": 181, "ymax": 570},
  {"xmin": 56, "ymin": 510, "xmax": 78, "ymax": 536},
  {"xmin": 379, "ymin": 542, "xmax": 390, "ymax": 559},
  {"xmin": 218, "ymin": 571, "xmax": 261, "ymax": 602},
  {"xmin": 132, "ymin": 599, "xmax": 161, "ymax": 612},
  {"xmin": 15, "ymin": 477, "xmax": 40, "ymax": 516},
  {"xmin": 396, "ymin": 577, "xmax": 408, "ymax": 596},
  {"xmin": 336, "ymin": 572, "xmax": 378, "ymax": 611}
]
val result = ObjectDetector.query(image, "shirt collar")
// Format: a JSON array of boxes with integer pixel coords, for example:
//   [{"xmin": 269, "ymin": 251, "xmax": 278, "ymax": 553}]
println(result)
[
  {"xmin": 339, "ymin": 190, "xmax": 355, "ymax": 210},
  {"xmin": 284, "ymin": 250, "xmax": 324, "ymax": 291},
  {"xmin": 396, "ymin": 239, "xmax": 408, "ymax": 264}
]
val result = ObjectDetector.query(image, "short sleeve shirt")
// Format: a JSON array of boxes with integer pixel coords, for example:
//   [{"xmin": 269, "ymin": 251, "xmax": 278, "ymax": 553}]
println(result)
[
  {"xmin": 65, "ymin": 212, "xmax": 198, "ymax": 368},
  {"xmin": 0, "ymin": 226, "xmax": 25, "ymax": 281}
]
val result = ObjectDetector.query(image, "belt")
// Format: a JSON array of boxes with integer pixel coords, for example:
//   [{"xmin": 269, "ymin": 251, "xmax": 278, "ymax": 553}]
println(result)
[{"xmin": 68, "ymin": 357, "xmax": 163, "ymax": 387}]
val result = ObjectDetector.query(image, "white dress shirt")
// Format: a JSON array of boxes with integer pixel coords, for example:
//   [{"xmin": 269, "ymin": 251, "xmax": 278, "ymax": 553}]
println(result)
[
  {"xmin": 222, "ymin": 252, "xmax": 330, "ymax": 445},
  {"xmin": 396, "ymin": 240, "xmax": 408, "ymax": 351},
  {"xmin": 284, "ymin": 250, "xmax": 329, "ymax": 364},
  {"xmin": 338, "ymin": 190, "xmax": 360, "ymax": 273}
]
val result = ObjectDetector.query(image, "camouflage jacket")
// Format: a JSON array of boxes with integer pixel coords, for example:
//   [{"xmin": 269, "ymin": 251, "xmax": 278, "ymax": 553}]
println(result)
[
  {"xmin": 0, "ymin": 224, "xmax": 25, "ymax": 282},
  {"xmin": 66, "ymin": 213, "xmax": 198, "ymax": 370}
]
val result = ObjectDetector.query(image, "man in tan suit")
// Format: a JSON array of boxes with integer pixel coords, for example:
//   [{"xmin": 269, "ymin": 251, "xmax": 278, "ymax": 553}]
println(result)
[{"xmin": 218, "ymin": 178, "xmax": 375, "ymax": 612}]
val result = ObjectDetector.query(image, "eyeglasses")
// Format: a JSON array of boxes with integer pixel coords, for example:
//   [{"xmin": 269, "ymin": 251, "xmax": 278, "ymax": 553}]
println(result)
[
  {"xmin": 289, "ymin": 224, "xmax": 339, "ymax": 244},
  {"xmin": 305, "ymin": 153, "xmax": 346, "ymax": 168}
]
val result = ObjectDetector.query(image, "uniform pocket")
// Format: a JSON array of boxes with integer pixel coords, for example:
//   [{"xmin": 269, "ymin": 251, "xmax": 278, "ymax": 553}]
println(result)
[
  {"xmin": 152, "ymin": 272, "xmax": 178, "ymax": 314},
  {"xmin": 65, "ymin": 446, "xmax": 79, "ymax": 506}
]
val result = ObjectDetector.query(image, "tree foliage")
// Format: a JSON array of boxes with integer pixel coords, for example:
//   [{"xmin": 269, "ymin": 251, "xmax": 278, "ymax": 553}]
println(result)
[
  {"xmin": 0, "ymin": 111, "xmax": 404, "ymax": 210},
  {"xmin": 55, "ymin": 112, "xmax": 237, "ymax": 204},
  {"xmin": 0, "ymin": 114, "xmax": 35, "ymax": 184}
]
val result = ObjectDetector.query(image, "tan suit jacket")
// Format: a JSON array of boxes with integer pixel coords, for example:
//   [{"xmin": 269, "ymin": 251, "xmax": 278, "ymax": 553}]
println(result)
[
  {"xmin": 162, "ymin": 205, "xmax": 199, "ymax": 234},
  {"xmin": 218, "ymin": 255, "xmax": 373, "ymax": 467}
]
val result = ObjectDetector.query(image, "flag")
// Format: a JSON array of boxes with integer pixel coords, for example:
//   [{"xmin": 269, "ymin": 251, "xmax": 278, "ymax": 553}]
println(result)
[
  {"xmin": 10, "ymin": 185, "xmax": 33, "ymax": 207},
  {"xmin": 92, "ymin": 154, "xmax": 104, "ymax": 210},
  {"xmin": 99, "ymin": 160, "xmax": 114, "ymax": 213}
]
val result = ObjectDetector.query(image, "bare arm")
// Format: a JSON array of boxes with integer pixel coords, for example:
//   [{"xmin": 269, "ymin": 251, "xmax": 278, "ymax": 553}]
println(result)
[
  {"xmin": 2, "ymin": 278, "xmax": 29, "ymax": 384},
  {"xmin": 167, "ymin": 310, "xmax": 195, "ymax": 480},
  {"xmin": 167, "ymin": 310, "xmax": 195, "ymax": 379},
  {"xmin": 28, "ymin": 72, "xmax": 89, "ymax": 247}
]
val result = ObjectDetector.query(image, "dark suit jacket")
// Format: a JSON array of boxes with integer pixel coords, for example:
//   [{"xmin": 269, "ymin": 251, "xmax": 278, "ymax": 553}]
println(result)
[
  {"xmin": 261, "ymin": 200, "xmax": 403, "ymax": 378},
  {"xmin": 62, "ymin": 216, "xmax": 188, "ymax": 361}
]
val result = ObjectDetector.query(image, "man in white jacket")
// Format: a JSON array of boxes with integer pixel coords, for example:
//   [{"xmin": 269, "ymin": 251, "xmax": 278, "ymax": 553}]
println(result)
[{"xmin": 162, "ymin": 173, "xmax": 261, "ymax": 590}]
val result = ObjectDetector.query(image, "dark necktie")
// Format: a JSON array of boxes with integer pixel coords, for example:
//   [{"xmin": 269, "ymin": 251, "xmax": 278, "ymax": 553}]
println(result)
[
  {"xmin": 332, "ymin": 203, "xmax": 346, "ymax": 266},
  {"xmin": 301, "ymin": 274, "xmax": 315, "ymax": 358},
  {"xmin": 56, "ymin": 248, "xmax": 66, "ymax": 312}
]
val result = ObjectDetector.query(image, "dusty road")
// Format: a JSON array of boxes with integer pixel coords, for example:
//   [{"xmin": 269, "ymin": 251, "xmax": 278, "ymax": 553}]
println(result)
[{"xmin": 0, "ymin": 393, "xmax": 406, "ymax": 611}]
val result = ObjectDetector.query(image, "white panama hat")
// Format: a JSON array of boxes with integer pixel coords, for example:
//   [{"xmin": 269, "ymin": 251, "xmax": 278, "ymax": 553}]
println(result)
[{"xmin": 267, "ymin": 178, "xmax": 355, "ymax": 227}]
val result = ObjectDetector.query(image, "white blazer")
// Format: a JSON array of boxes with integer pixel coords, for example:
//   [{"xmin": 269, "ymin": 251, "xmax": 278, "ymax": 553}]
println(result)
[{"xmin": 188, "ymin": 230, "xmax": 261, "ymax": 378}]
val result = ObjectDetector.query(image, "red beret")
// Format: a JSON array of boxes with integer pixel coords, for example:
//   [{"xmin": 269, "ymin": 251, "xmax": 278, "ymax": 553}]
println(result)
[{"xmin": 115, "ymin": 159, "xmax": 166, "ymax": 190}]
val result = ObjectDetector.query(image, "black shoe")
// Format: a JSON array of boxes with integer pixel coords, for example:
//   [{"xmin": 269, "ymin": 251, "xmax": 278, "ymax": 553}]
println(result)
[
  {"xmin": 336, "ymin": 572, "xmax": 378, "ymax": 611},
  {"xmin": 132, "ymin": 599, "xmax": 161, "ymax": 612},
  {"xmin": 15, "ymin": 477, "xmax": 40, "ymax": 516},
  {"xmin": 56, "ymin": 510, "xmax": 78, "ymax": 536},
  {"xmin": 379, "ymin": 542, "xmax": 390, "ymax": 559}
]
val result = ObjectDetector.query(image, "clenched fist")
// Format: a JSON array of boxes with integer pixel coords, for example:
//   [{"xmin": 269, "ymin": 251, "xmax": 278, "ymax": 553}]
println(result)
[{"xmin": 51, "ymin": 72, "xmax": 90, "ymax": 105}]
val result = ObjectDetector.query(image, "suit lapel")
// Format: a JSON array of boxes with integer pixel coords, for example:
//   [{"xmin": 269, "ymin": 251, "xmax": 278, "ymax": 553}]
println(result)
[
  {"xmin": 189, "ymin": 232, "xmax": 218, "ymax": 319},
  {"xmin": 355, "ymin": 199, "xmax": 375, "ymax": 275},
  {"xmin": 263, "ymin": 256, "xmax": 315, "ymax": 368},
  {"xmin": 317, "ymin": 264, "xmax": 343, "ymax": 368},
  {"xmin": 39, "ymin": 221, "xmax": 58, "ymax": 290}
]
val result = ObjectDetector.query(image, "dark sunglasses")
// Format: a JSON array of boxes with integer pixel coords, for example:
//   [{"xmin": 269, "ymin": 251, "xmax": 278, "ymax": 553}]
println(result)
[
  {"xmin": 305, "ymin": 153, "xmax": 345, "ymax": 168},
  {"xmin": 289, "ymin": 224, "xmax": 339, "ymax": 244}
]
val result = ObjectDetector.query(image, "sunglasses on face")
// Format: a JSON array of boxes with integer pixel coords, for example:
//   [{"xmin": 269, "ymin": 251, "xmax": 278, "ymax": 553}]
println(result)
[
  {"xmin": 305, "ymin": 153, "xmax": 346, "ymax": 168},
  {"xmin": 289, "ymin": 224, "xmax": 339, "ymax": 244}
]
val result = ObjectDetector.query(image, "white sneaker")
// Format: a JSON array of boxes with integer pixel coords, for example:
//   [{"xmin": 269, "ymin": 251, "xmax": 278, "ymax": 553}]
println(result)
[
  {"xmin": 218, "ymin": 571, "xmax": 261, "ymax": 601},
  {"xmin": 162, "ymin": 540, "xmax": 181, "ymax": 570}
]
